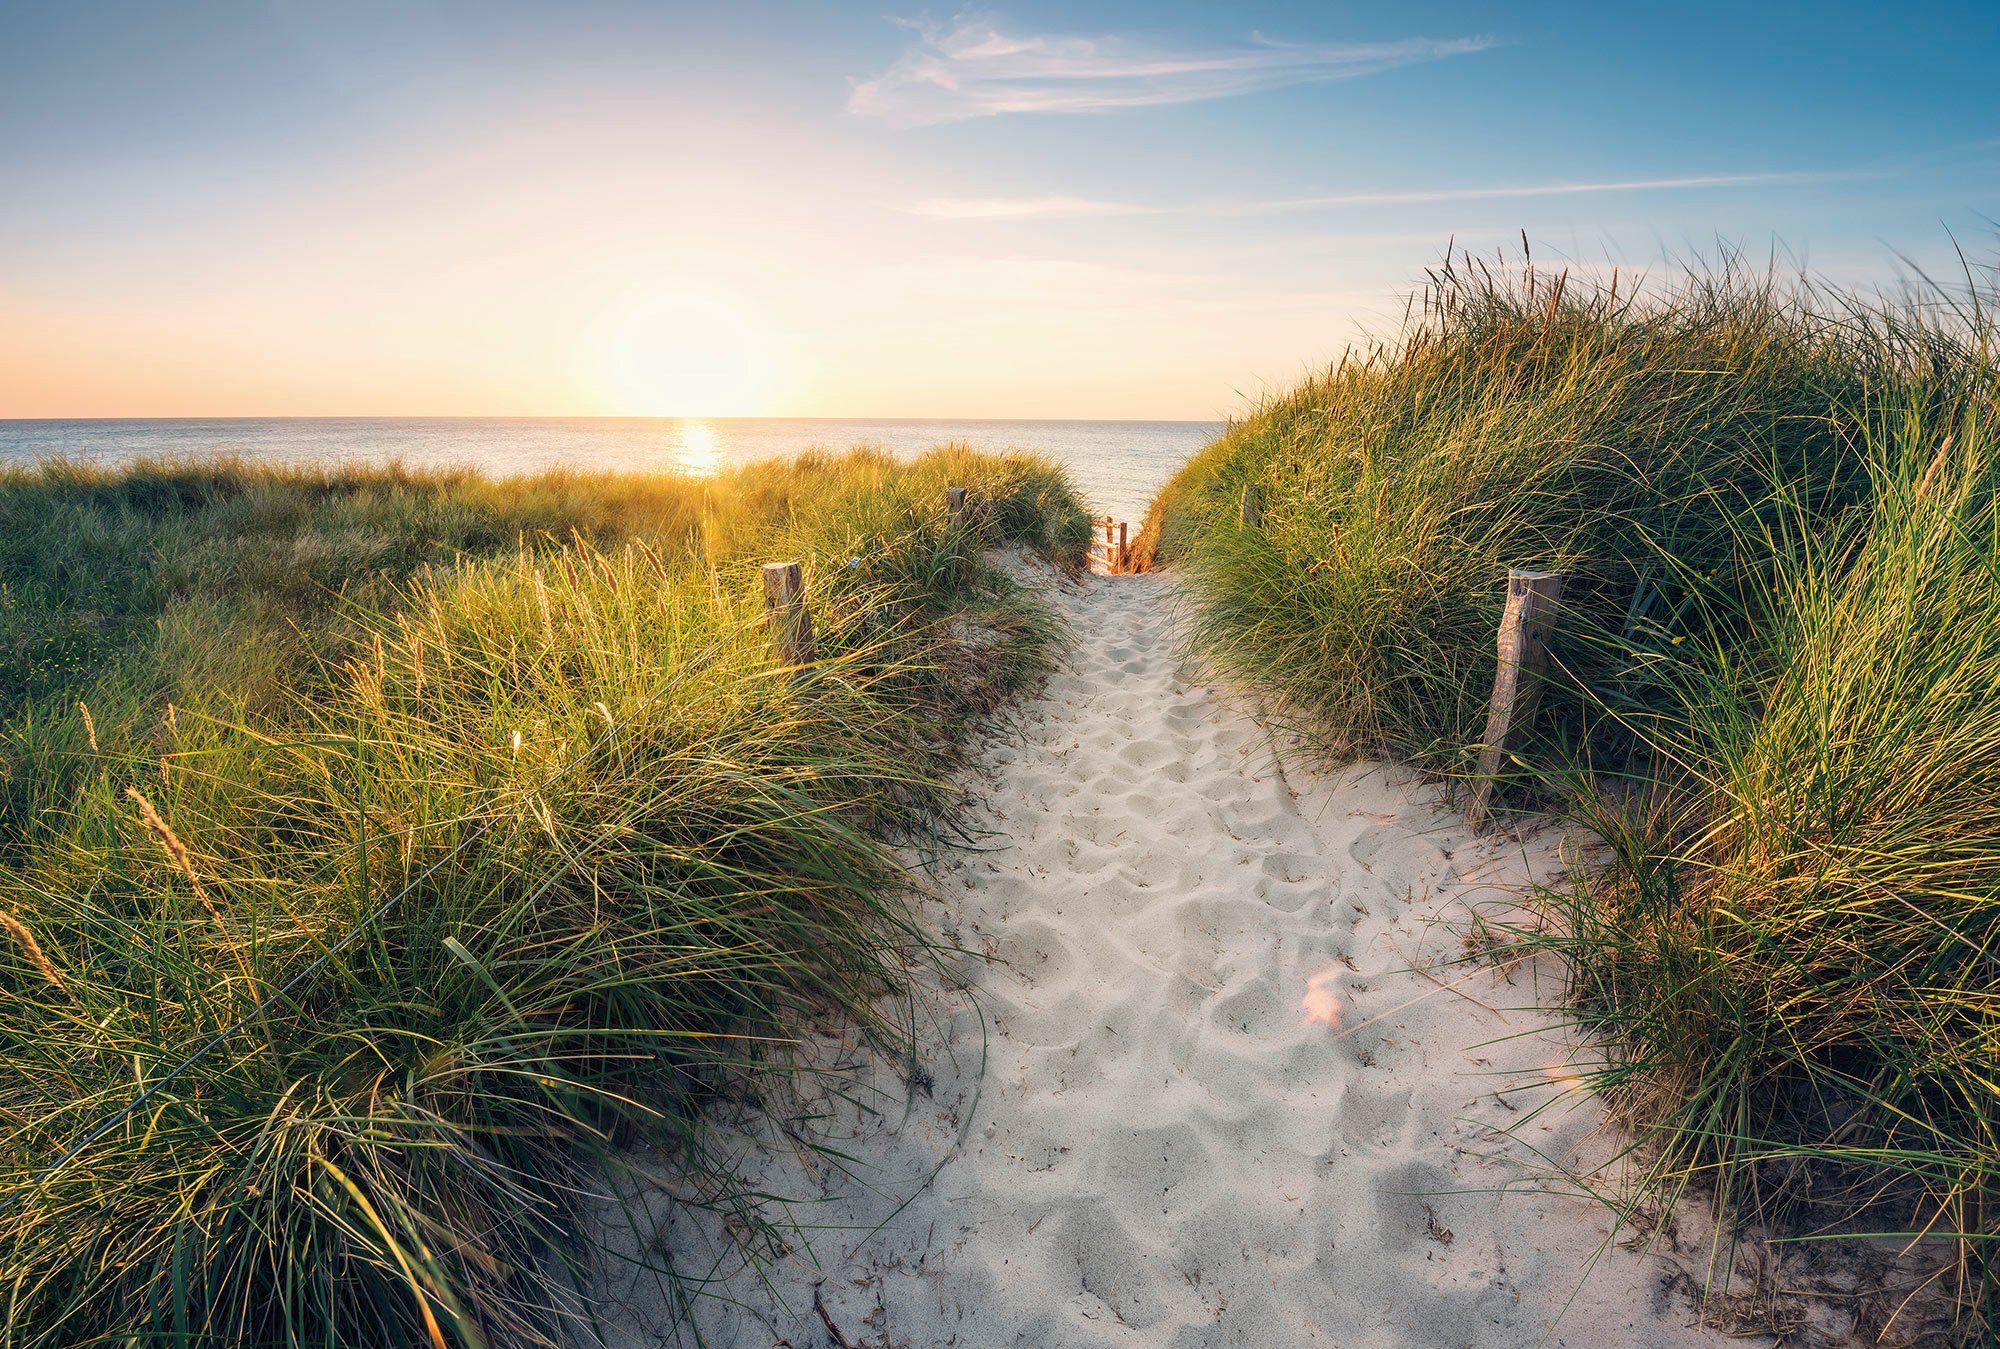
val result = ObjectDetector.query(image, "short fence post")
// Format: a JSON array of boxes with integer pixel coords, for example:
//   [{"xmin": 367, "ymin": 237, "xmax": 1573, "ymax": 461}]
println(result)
[
  {"xmin": 761, "ymin": 561, "xmax": 816, "ymax": 669},
  {"xmin": 1117, "ymin": 521, "xmax": 1128, "ymax": 571},
  {"xmin": 946, "ymin": 486, "xmax": 970, "ymax": 580},
  {"xmin": 1240, "ymin": 484, "xmax": 1263, "ymax": 529},
  {"xmin": 1466, "ymin": 569, "xmax": 1564, "ymax": 832}
]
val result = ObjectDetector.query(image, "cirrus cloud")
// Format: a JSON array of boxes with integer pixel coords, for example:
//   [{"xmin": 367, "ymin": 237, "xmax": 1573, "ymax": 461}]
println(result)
[
  {"xmin": 906, "ymin": 169, "xmax": 1876, "ymax": 220},
  {"xmin": 851, "ymin": 16, "xmax": 1496, "ymax": 127}
]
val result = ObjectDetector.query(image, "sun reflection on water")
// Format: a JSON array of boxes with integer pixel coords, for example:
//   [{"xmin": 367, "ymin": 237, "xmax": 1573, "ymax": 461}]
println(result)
[{"xmin": 674, "ymin": 419, "xmax": 721, "ymax": 476}]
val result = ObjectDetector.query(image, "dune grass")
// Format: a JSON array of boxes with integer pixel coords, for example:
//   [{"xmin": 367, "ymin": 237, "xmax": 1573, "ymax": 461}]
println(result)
[
  {"xmin": 0, "ymin": 446, "xmax": 1088, "ymax": 1346},
  {"xmin": 1135, "ymin": 253, "xmax": 1882, "ymax": 772},
  {"xmin": 1140, "ymin": 250, "xmax": 2000, "ymax": 1332},
  {"xmin": 1538, "ymin": 340, "xmax": 2000, "ymax": 1334}
]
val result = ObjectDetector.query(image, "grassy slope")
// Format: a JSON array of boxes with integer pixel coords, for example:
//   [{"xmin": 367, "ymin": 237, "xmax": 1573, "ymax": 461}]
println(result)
[
  {"xmin": 1141, "ymin": 255, "xmax": 2000, "ymax": 1331},
  {"xmin": 1547, "ymin": 371, "xmax": 2000, "ymax": 1328},
  {"xmin": 1136, "ymin": 259, "xmax": 1875, "ymax": 771},
  {"xmin": 0, "ymin": 447, "xmax": 1088, "ymax": 1347}
]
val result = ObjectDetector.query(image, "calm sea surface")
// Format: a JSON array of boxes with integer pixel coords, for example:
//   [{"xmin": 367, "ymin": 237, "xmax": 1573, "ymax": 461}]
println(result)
[{"xmin": 0, "ymin": 418, "xmax": 1221, "ymax": 525}]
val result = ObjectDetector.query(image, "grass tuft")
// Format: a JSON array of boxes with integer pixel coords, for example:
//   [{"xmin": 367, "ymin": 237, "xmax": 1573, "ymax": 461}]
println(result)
[
  {"xmin": 0, "ymin": 445, "xmax": 1088, "ymax": 1346},
  {"xmin": 1143, "ymin": 244, "xmax": 2000, "ymax": 1334}
]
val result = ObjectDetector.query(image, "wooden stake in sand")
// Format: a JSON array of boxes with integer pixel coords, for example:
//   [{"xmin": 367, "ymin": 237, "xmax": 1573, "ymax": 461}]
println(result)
[
  {"xmin": 1466, "ymin": 569, "xmax": 1563, "ymax": 832},
  {"xmin": 761, "ymin": 561, "xmax": 816, "ymax": 668},
  {"xmin": 944, "ymin": 488, "xmax": 968, "ymax": 576},
  {"xmin": 1240, "ymin": 483, "xmax": 1263, "ymax": 529},
  {"xmin": 1117, "ymin": 520, "xmax": 1128, "ymax": 570},
  {"xmin": 947, "ymin": 486, "xmax": 971, "ymax": 580}
]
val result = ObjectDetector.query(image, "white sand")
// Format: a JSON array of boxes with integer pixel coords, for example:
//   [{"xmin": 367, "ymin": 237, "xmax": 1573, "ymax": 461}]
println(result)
[{"xmin": 589, "ymin": 564, "xmax": 1750, "ymax": 1348}]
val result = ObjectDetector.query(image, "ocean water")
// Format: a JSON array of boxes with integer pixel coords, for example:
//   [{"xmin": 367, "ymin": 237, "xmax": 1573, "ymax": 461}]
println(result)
[{"xmin": 0, "ymin": 417, "xmax": 1221, "ymax": 525}]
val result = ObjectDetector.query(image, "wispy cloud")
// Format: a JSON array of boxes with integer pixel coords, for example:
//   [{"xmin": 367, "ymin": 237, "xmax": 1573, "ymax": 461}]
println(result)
[
  {"xmin": 852, "ymin": 16, "xmax": 1495, "ymax": 127},
  {"xmin": 908, "ymin": 170, "xmax": 1870, "ymax": 220},
  {"xmin": 1221, "ymin": 170, "xmax": 1864, "ymax": 213}
]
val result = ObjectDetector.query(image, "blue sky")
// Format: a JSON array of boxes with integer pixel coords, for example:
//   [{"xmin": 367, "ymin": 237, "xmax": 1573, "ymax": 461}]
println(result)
[{"xmin": 3, "ymin": 1, "xmax": 1996, "ymax": 418}]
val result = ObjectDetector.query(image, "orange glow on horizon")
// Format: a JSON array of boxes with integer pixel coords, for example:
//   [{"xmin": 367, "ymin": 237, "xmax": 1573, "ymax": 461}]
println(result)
[{"xmin": 0, "ymin": 97, "xmax": 1352, "ymax": 423}]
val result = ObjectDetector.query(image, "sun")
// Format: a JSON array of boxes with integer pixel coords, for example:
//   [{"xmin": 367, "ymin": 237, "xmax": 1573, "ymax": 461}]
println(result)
[{"xmin": 579, "ymin": 287, "xmax": 776, "ymax": 416}]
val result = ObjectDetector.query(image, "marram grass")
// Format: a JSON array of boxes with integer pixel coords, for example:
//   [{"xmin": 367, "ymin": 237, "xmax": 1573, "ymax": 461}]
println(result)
[
  {"xmin": 0, "ymin": 446, "xmax": 1088, "ymax": 1346},
  {"xmin": 1142, "ymin": 248, "xmax": 2000, "ymax": 1334},
  {"xmin": 1137, "ymin": 251, "xmax": 1879, "ymax": 772},
  {"xmin": 1535, "ymin": 355, "xmax": 2000, "ymax": 1335}
]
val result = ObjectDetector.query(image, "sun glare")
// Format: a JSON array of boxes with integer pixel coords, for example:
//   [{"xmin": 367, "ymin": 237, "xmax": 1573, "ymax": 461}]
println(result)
[
  {"xmin": 675, "ymin": 419, "xmax": 722, "ymax": 475},
  {"xmin": 580, "ymin": 287, "xmax": 775, "ymax": 417}
]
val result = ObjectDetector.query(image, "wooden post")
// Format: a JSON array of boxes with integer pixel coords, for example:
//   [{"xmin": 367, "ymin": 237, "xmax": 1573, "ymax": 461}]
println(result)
[
  {"xmin": 946, "ymin": 487, "xmax": 970, "ymax": 580},
  {"xmin": 761, "ymin": 561, "xmax": 815, "ymax": 668},
  {"xmin": 1240, "ymin": 484, "xmax": 1262, "ymax": 529},
  {"xmin": 1116, "ymin": 521, "xmax": 1128, "ymax": 572},
  {"xmin": 1466, "ymin": 569, "xmax": 1564, "ymax": 832}
]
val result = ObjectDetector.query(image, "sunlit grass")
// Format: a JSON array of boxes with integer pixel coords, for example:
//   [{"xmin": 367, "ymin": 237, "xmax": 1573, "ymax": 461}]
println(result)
[
  {"xmin": 1142, "ymin": 247, "xmax": 2000, "ymax": 1334},
  {"xmin": 1136, "ymin": 251, "xmax": 1879, "ymax": 771},
  {"xmin": 0, "ymin": 445, "xmax": 1088, "ymax": 1345},
  {"xmin": 1537, "ymin": 348, "xmax": 2000, "ymax": 1334}
]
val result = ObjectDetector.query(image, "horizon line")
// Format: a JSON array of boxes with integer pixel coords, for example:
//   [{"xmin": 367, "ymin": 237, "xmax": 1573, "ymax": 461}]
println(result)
[{"xmin": 0, "ymin": 412, "xmax": 1233, "ymax": 425}]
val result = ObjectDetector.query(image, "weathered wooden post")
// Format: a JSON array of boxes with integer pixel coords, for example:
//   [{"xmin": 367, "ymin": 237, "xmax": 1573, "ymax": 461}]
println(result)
[
  {"xmin": 761, "ymin": 561, "xmax": 815, "ymax": 668},
  {"xmin": 1466, "ymin": 569, "xmax": 1564, "ymax": 832},
  {"xmin": 946, "ymin": 486, "xmax": 970, "ymax": 580},
  {"xmin": 1116, "ymin": 521, "xmax": 1128, "ymax": 572},
  {"xmin": 1240, "ymin": 483, "xmax": 1263, "ymax": 529}
]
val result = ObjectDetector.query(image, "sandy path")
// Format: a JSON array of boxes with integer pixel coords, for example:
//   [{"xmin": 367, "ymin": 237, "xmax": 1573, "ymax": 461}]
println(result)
[{"xmin": 593, "ymin": 565, "xmax": 1739, "ymax": 1348}]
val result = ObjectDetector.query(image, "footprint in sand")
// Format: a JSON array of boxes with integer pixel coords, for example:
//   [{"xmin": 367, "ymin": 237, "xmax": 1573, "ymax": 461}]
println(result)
[{"xmin": 595, "ymin": 558, "xmax": 1751, "ymax": 1349}]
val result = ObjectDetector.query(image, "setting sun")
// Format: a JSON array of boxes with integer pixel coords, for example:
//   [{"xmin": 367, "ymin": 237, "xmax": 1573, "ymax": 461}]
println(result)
[{"xmin": 579, "ymin": 287, "xmax": 776, "ymax": 417}]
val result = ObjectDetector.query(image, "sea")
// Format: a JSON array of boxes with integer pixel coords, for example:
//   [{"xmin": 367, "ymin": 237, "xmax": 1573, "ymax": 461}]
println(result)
[{"xmin": 0, "ymin": 418, "xmax": 1223, "ymax": 526}]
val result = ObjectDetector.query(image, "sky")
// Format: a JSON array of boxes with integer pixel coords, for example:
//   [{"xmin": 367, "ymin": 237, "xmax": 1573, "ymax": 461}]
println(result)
[{"xmin": 2, "ymin": 1, "xmax": 1997, "ymax": 421}]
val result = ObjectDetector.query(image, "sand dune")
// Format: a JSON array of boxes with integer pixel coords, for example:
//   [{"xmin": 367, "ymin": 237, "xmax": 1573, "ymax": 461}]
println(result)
[{"xmin": 591, "ymin": 562, "xmax": 1745, "ymax": 1347}]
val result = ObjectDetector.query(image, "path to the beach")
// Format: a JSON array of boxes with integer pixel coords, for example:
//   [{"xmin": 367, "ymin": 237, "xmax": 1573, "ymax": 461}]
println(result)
[{"xmin": 596, "ymin": 562, "xmax": 1740, "ymax": 1348}]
